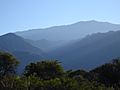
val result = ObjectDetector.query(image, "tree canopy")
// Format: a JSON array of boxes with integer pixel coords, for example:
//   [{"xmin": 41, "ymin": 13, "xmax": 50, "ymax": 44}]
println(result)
[
  {"xmin": 0, "ymin": 52, "xmax": 19, "ymax": 76},
  {"xmin": 24, "ymin": 60, "xmax": 65, "ymax": 80},
  {"xmin": 0, "ymin": 52, "xmax": 119, "ymax": 90}
]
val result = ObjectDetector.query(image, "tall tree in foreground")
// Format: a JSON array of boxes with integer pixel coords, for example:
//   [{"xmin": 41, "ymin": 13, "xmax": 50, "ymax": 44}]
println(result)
[{"xmin": 0, "ymin": 52, "xmax": 19, "ymax": 76}]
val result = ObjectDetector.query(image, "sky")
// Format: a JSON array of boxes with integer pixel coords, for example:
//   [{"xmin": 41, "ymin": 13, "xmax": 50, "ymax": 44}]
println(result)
[{"xmin": 0, "ymin": 0, "xmax": 120, "ymax": 35}]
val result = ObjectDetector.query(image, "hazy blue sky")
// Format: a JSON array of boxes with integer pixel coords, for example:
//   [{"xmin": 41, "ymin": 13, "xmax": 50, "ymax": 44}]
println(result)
[{"xmin": 0, "ymin": 0, "xmax": 120, "ymax": 35}]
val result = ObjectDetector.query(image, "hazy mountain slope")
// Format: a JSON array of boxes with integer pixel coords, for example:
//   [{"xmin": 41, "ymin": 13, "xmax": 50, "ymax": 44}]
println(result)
[
  {"xmin": 26, "ymin": 39, "xmax": 74, "ymax": 52},
  {"xmin": 15, "ymin": 20, "xmax": 120, "ymax": 41},
  {"xmin": 48, "ymin": 30, "xmax": 120, "ymax": 70},
  {"xmin": 0, "ymin": 33, "xmax": 44, "ymax": 55},
  {"xmin": 0, "ymin": 33, "xmax": 45, "ymax": 72}
]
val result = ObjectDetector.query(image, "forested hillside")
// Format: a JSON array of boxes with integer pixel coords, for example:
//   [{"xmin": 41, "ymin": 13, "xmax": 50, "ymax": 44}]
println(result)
[{"xmin": 0, "ymin": 52, "xmax": 119, "ymax": 90}]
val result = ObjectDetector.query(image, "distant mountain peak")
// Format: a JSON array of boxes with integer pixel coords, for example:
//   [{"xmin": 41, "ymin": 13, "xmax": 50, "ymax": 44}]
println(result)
[
  {"xmin": 0, "ymin": 33, "xmax": 25, "ymax": 41},
  {"xmin": 1, "ymin": 33, "xmax": 19, "ymax": 38},
  {"xmin": 15, "ymin": 20, "xmax": 120, "ymax": 41},
  {"xmin": 73, "ymin": 20, "xmax": 113, "ymax": 25},
  {"xmin": 0, "ymin": 32, "xmax": 44, "ymax": 58}
]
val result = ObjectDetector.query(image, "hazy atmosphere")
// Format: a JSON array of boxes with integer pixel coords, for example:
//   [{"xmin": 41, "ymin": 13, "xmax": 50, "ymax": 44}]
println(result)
[
  {"xmin": 0, "ymin": 0, "xmax": 120, "ymax": 90},
  {"xmin": 0, "ymin": 0, "xmax": 120, "ymax": 35}
]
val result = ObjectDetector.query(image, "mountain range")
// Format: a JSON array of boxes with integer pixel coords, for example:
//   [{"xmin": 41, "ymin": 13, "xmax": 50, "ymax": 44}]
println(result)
[
  {"xmin": 16, "ymin": 20, "xmax": 120, "ymax": 41},
  {"xmin": 49, "ymin": 30, "xmax": 120, "ymax": 70},
  {"xmin": 0, "ymin": 33, "xmax": 44, "ymax": 72},
  {"xmin": 1, "ymin": 20, "xmax": 120, "ymax": 71},
  {"xmin": 15, "ymin": 20, "xmax": 120, "ymax": 52}
]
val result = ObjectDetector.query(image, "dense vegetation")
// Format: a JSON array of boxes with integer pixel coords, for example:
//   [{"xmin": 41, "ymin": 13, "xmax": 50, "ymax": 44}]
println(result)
[{"xmin": 0, "ymin": 52, "xmax": 120, "ymax": 90}]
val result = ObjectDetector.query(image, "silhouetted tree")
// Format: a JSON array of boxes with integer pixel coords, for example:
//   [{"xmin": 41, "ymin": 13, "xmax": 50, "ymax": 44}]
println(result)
[
  {"xmin": 0, "ymin": 52, "xmax": 19, "ymax": 76},
  {"xmin": 90, "ymin": 58, "xmax": 120, "ymax": 89},
  {"xmin": 24, "ymin": 60, "xmax": 65, "ymax": 80}
]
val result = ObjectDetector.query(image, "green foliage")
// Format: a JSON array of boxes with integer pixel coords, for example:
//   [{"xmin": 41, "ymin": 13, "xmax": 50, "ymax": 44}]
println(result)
[
  {"xmin": 67, "ymin": 69, "xmax": 87, "ymax": 79},
  {"xmin": 36, "ymin": 78, "xmax": 79, "ymax": 90},
  {"xmin": 24, "ymin": 60, "xmax": 65, "ymax": 80},
  {"xmin": 0, "ymin": 52, "xmax": 120, "ymax": 90},
  {"xmin": 0, "ymin": 52, "xmax": 19, "ymax": 76},
  {"xmin": 89, "ymin": 58, "xmax": 120, "ymax": 89}
]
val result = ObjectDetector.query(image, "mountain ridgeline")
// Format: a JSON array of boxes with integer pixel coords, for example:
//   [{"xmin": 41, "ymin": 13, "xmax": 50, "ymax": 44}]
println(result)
[
  {"xmin": 16, "ymin": 20, "xmax": 120, "ymax": 41},
  {"xmin": 0, "ymin": 20, "xmax": 120, "ymax": 71},
  {"xmin": 0, "ymin": 33, "xmax": 45, "ymax": 72},
  {"xmin": 49, "ymin": 31, "xmax": 120, "ymax": 69},
  {"xmin": 15, "ymin": 20, "xmax": 120, "ymax": 52}
]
